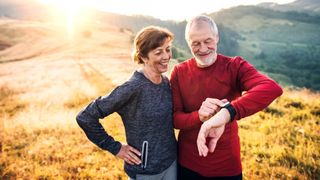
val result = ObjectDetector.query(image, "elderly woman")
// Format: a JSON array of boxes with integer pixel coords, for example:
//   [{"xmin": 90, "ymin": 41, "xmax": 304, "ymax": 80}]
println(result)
[{"xmin": 76, "ymin": 26, "xmax": 177, "ymax": 180}]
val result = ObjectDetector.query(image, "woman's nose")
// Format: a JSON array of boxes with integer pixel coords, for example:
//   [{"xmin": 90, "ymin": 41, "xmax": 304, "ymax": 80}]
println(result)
[{"xmin": 163, "ymin": 51, "xmax": 171, "ymax": 60}]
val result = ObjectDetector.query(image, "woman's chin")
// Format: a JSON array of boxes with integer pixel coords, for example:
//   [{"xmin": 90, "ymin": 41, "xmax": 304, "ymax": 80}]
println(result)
[{"xmin": 157, "ymin": 67, "xmax": 168, "ymax": 73}]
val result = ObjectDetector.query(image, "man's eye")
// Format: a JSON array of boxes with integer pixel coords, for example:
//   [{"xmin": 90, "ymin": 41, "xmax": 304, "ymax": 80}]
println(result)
[{"xmin": 192, "ymin": 43, "xmax": 199, "ymax": 47}]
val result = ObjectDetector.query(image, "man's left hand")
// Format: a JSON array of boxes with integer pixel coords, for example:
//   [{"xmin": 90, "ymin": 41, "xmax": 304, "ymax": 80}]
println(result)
[{"xmin": 197, "ymin": 124, "xmax": 225, "ymax": 157}]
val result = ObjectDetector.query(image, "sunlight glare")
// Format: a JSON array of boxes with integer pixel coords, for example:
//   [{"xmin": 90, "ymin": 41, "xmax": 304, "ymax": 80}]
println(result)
[{"xmin": 38, "ymin": 0, "xmax": 91, "ymax": 38}]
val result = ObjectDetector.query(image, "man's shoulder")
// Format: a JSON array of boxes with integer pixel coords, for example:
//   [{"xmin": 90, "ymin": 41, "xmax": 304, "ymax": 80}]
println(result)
[
  {"xmin": 219, "ymin": 54, "xmax": 245, "ymax": 62},
  {"xmin": 174, "ymin": 58, "xmax": 194, "ymax": 69}
]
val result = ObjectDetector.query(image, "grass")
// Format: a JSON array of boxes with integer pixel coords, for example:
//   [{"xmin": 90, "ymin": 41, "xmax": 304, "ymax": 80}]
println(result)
[
  {"xmin": 239, "ymin": 89, "xmax": 320, "ymax": 179},
  {"xmin": 2, "ymin": 84, "xmax": 319, "ymax": 179},
  {"xmin": 0, "ymin": 19, "xmax": 319, "ymax": 179}
]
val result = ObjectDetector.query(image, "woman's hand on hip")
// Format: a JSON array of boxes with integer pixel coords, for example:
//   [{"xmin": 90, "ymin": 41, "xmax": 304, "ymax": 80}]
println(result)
[{"xmin": 116, "ymin": 144, "xmax": 141, "ymax": 165}]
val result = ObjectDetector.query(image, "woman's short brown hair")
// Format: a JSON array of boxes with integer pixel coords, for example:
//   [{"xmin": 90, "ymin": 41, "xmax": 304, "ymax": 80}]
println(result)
[{"xmin": 132, "ymin": 26, "xmax": 174, "ymax": 64}]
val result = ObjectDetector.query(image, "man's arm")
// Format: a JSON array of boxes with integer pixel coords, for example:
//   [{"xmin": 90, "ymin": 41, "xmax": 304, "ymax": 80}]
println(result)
[
  {"xmin": 197, "ymin": 57, "xmax": 283, "ymax": 156},
  {"xmin": 170, "ymin": 66, "xmax": 202, "ymax": 129},
  {"xmin": 230, "ymin": 57, "xmax": 283, "ymax": 120}
]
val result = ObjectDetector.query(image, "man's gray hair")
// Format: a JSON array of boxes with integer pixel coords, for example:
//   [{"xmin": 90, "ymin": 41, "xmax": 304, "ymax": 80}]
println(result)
[{"xmin": 185, "ymin": 15, "xmax": 219, "ymax": 42}]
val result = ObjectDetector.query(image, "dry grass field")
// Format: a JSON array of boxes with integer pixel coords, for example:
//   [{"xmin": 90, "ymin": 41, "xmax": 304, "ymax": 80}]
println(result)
[{"xmin": 0, "ymin": 19, "xmax": 319, "ymax": 179}]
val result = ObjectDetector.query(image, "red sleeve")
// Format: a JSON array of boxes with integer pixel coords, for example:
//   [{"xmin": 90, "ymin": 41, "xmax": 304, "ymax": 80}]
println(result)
[
  {"xmin": 231, "ymin": 57, "xmax": 283, "ymax": 120},
  {"xmin": 170, "ymin": 65, "xmax": 202, "ymax": 130}
]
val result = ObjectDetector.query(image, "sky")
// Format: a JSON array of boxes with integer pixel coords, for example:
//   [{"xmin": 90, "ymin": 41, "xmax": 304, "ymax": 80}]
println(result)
[{"xmin": 38, "ymin": 0, "xmax": 296, "ymax": 21}]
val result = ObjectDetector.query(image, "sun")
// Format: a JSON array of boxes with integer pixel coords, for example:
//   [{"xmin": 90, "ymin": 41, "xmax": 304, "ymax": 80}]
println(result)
[{"xmin": 38, "ymin": 0, "xmax": 93, "ymax": 37}]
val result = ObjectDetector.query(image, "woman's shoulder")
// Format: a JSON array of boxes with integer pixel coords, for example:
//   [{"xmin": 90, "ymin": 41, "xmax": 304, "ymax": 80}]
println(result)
[{"xmin": 119, "ymin": 71, "xmax": 147, "ymax": 89}]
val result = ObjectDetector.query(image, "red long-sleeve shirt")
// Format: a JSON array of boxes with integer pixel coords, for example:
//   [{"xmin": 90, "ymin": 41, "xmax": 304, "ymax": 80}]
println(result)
[{"xmin": 170, "ymin": 54, "xmax": 283, "ymax": 176}]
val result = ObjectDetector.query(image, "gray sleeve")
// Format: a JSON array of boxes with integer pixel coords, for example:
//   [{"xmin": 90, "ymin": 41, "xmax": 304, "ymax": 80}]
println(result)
[{"xmin": 76, "ymin": 82, "xmax": 136, "ymax": 155}]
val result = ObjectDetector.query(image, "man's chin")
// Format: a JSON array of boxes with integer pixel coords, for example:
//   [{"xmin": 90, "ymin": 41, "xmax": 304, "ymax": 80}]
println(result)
[
  {"xmin": 195, "ymin": 53, "xmax": 216, "ymax": 66},
  {"xmin": 195, "ymin": 58, "xmax": 214, "ymax": 66}
]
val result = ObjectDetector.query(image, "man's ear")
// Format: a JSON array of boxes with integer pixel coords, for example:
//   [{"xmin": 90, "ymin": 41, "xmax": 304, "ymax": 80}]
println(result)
[{"xmin": 216, "ymin": 34, "xmax": 220, "ymax": 44}]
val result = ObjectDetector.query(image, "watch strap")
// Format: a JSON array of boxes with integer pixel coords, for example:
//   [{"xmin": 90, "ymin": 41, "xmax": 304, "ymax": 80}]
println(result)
[{"xmin": 222, "ymin": 102, "xmax": 236, "ymax": 122}]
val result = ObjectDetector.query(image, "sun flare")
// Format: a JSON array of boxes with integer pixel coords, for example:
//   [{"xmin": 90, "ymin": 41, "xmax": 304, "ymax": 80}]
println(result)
[{"xmin": 38, "ymin": 0, "xmax": 94, "ymax": 37}]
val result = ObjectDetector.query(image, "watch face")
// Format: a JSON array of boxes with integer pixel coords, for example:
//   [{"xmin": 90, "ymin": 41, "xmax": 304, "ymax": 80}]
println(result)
[{"xmin": 221, "ymin": 101, "xmax": 230, "ymax": 107}]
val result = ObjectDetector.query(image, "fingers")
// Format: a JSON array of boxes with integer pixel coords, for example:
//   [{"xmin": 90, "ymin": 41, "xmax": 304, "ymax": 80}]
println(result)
[
  {"xmin": 199, "ymin": 98, "xmax": 227, "ymax": 122},
  {"xmin": 117, "ymin": 145, "xmax": 141, "ymax": 165},
  {"xmin": 221, "ymin": 99, "xmax": 228, "ymax": 103},
  {"xmin": 127, "ymin": 150, "xmax": 142, "ymax": 165},
  {"xmin": 208, "ymin": 125, "xmax": 225, "ymax": 153},
  {"xmin": 208, "ymin": 138, "xmax": 218, "ymax": 153},
  {"xmin": 218, "ymin": 99, "xmax": 230, "ymax": 107},
  {"xmin": 207, "ymin": 98, "xmax": 230, "ymax": 108},
  {"xmin": 129, "ymin": 146, "xmax": 141, "ymax": 156},
  {"xmin": 199, "ymin": 107, "xmax": 216, "ymax": 121},
  {"xmin": 197, "ymin": 125, "xmax": 209, "ymax": 157},
  {"xmin": 199, "ymin": 106, "xmax": 217, "ymax": 122},
  {"xmin": 204, "ymin": 98, "xmax": 220, "ymax": 112},
  {"xmin": 197, "ymin": 125, "xmax": 226, "ymax": 156}
]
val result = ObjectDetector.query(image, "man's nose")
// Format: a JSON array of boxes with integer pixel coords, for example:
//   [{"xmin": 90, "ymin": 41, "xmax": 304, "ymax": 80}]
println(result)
[{"xmin": 199, "ymin": 43, "xmax": 208, "ymax": 52}]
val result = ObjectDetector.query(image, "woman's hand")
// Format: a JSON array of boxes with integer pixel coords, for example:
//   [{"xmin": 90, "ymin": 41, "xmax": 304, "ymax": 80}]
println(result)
[{"xmin": 116, "ymin": 144, "xmax": 141, "ymax": 165}]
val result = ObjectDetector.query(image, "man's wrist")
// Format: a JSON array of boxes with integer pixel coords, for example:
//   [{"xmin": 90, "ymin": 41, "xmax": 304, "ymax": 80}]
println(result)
[{"xmin": 221, "ymin": 102, "xmax": 236, "ymax": 122}]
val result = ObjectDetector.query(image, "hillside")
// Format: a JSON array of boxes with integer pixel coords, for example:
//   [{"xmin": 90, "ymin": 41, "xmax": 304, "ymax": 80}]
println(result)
[
  {"xmin": 1, "ymin": 0, "xmax": 319, "ymax": 90},
  {"xmin": 210, "ymin": 6, "xmax": 320, "ymax": 90},
  {"xmin": 78, "ymin": 6, "xmax": 320, "ymax": 91},
  {"xmin": 1, "ymin": 19, "xmax": 319, "ymax": 179},
  {"xmin": 259, "ymin": 0, "xmax": 320, "ymax": 15},
  {"xmin": 0, "ymin": 18, "xmax": 139, "ymax": 179}
]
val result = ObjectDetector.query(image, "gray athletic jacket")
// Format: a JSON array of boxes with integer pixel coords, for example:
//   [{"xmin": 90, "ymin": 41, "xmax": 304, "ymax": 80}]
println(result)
[{"xmin": 76, "ymin": 71, "xmax": 177, "ymax": 178}]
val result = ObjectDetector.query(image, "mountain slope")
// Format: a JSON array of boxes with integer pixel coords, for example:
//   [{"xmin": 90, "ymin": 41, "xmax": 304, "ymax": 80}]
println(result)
[
  {"xmin": 258, "ymin": 0, "xmax": 320, "ymax": 15},
  {"xmin": 209, "ymin": 6, "xmax": 320, "ymax": 90},
  {"xmin": 0, "ymin": 1, "xmax": 319, "ymax": 90}
]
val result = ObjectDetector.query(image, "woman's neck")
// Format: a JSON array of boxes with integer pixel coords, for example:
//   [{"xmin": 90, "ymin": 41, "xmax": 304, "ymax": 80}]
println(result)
[{"xmin": 141, "ymin": 68, "xmax": 162, "ymax": 84}]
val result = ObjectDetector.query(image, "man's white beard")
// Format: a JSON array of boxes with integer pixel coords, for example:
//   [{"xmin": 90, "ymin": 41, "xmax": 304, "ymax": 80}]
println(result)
[{"xmin": 195, "ymin": 51, "xmax": 217, "ymax": 67}]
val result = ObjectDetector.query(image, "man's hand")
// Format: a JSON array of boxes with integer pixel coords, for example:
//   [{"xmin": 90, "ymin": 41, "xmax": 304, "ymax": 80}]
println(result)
[
  {"xmin": 197, "ymin": 124, "xmax": 225, "ymax": 157},
  {"xmin": 207, "ymin": 125, "xmax": 225, "ymax": 153},
  {"xmin": 198, "ymin": 98, "xmax": 227, "ymax": 122},
  {"xmin": 197, "ymin": 107, "xmax": 231, "ymax": 157},
  {"xmin": 116, "ymin": 144, "xmax": 141, "ymax": 165}
]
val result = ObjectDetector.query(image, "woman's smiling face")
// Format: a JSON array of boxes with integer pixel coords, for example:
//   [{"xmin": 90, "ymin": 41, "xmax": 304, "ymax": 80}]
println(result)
[{"xmin": 142, "ymin": 38, "xmax": 172, "ymax": 74}]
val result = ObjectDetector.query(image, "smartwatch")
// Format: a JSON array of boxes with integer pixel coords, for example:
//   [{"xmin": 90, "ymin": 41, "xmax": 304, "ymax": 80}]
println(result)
[{"xmin": 221, "ymin": 102, "xmax": 236, "ymax": 122}]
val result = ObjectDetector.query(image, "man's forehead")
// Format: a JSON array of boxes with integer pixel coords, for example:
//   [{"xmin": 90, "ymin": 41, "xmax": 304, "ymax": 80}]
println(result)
[
  {"xmin": 190, "ymin": 20, "xmax": 210, "ymax": 30},
  {"xmin": 188, "ymin": 26, "xmax": 214, "ymax": 39}
]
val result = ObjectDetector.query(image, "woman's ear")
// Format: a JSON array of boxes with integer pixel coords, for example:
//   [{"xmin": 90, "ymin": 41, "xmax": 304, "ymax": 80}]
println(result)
[{"xmin": 141, "ymin": 56, "xmax": 149, "ymax": 64}]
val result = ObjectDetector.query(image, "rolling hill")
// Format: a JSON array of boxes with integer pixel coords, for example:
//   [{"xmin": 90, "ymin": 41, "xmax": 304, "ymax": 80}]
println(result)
[
  {"xmin": 0, "ymin": 2, "xmax": 319, "ymax": 179},
  {"xmin": 258, "ymin": 0, "xmax": 320, "ymax": 15},
  {"xmin": 0, "ymin": 18, "xmax": 319, "ymax": 179},
  {"xmin": 0, "ymin": 1, "xmax": 319, "ymax": 91},
  {"xmin": 0, "ymin": 18, "xmax": 139, "ymax": 179},
  {"xmin": 210, "ymin": 5, "xmax": 320, "ymax": 90}
]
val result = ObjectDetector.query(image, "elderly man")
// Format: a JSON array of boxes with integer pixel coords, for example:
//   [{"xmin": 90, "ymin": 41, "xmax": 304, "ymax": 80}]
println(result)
[{"xmin": 170, "ymin": 15, "xmax": 283, "ymax": 179}]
